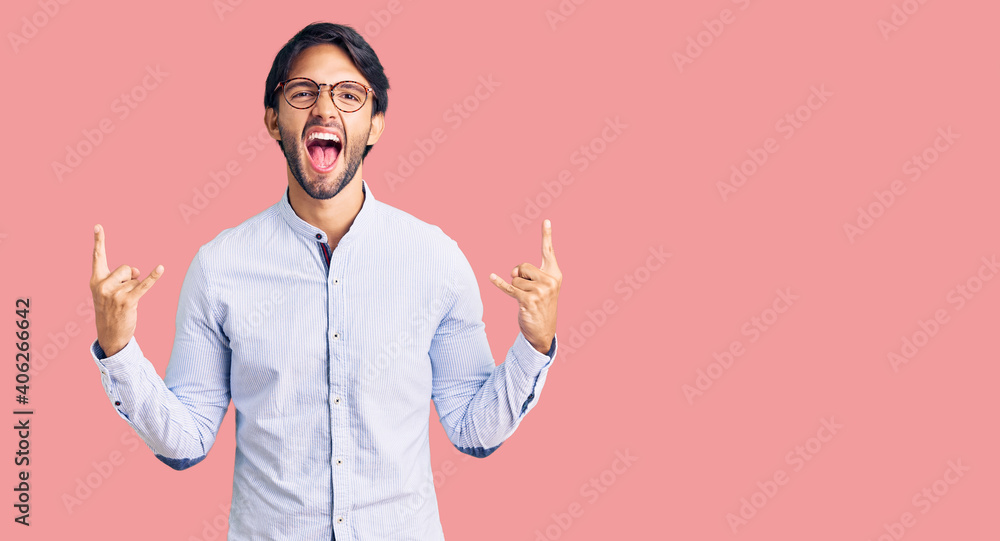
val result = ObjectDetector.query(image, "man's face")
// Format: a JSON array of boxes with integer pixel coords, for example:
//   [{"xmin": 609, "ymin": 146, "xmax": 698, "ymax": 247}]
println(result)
[{"xmin": 266, "ymin": 44, "xmax": 383, "ymax": 200}]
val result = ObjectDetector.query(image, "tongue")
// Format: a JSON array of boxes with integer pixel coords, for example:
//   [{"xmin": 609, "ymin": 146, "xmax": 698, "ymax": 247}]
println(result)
[{"xmin": 308, "ymin": 144, "xmax": 339, "ymax": 169}]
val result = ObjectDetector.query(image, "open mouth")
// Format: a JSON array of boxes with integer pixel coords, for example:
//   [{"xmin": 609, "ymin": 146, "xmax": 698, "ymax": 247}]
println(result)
[{"xmin": 305, "ymin": 131, "xmax": 342, "ymax": 172}]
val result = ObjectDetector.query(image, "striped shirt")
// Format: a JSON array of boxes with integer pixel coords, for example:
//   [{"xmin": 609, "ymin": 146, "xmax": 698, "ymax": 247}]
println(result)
[{"xmin": 90, "ymin": 179, "xmax": 557, "ymax": 540}]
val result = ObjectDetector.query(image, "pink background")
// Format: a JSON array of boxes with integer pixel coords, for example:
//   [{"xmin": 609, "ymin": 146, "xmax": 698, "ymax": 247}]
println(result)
[{"xmin": 2, "ymin": 0, "xmax": 998, "ymax": 539}]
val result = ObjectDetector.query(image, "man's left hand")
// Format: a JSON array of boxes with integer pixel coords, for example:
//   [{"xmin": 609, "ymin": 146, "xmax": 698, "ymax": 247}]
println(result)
[{"xmin": 489, "ymin": 219, "xmax": 562, "ymax": 355}]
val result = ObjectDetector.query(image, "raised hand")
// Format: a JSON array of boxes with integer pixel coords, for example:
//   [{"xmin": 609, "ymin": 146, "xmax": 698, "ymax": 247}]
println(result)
[
  {"xmin": 489, "ymin": 219, "xmax": 562, "ymax": 355},
  {"xmin": 89, "ymin": 224, "xmax": 164, "ymax": 357}
]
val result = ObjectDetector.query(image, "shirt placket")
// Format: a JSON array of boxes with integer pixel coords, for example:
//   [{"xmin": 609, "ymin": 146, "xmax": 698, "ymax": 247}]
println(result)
[{"xmin": 324, "ymin": 239, "xmax": 351, "ymax": 538}]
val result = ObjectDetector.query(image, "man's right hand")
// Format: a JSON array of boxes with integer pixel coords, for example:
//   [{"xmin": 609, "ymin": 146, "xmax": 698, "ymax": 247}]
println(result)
[{"xmin": 90, "ymin": 224, "xmax": 164, "ymax": 357}]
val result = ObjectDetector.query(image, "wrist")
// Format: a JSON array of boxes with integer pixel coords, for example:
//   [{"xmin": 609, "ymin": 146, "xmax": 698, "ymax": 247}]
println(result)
[
  {"xmin": 98, "ymin": 338, "xmax": 127, "ymax": 358},
  {"xmin": 529, "ymin": 336, "xmax": 552, "ymax": 355}
]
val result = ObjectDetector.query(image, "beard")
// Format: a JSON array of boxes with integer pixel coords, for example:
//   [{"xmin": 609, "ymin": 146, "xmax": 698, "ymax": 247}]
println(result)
[{"xmin": 278, "ymin": 119, "xmax": 369, "ymax": 200}]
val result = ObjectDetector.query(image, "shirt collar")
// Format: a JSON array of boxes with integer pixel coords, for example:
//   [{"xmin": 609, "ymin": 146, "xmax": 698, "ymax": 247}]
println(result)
[{"xmin": 277, "ymin": 179, "xmax": 377, "ymax": 247}]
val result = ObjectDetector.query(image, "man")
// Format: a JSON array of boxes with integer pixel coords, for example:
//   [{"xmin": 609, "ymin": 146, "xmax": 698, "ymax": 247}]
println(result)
[{"xmin": 88, "ymin": 22, "xmax": 561, "ymax": 540}]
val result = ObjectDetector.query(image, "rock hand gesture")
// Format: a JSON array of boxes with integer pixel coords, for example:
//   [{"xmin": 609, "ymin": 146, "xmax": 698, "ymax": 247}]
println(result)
[
  {"xmin": 489, "ymin": 219, "xmax": 562, "ymax": 355},
  {"xmin": 89, "ymin": 224, "xmax": 164, "ymax": 357}
]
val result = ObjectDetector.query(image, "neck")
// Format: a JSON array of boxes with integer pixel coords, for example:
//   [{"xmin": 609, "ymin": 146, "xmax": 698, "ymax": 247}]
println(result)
[{"xmin": 287, "ymin": 176, "xmax": 365, "ymax": 248}]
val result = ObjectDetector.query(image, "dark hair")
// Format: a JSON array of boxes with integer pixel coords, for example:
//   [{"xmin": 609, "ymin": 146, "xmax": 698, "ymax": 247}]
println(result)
[{"xmin": 264, "ymin": 22, "xmax": 389, "ymax": 160}]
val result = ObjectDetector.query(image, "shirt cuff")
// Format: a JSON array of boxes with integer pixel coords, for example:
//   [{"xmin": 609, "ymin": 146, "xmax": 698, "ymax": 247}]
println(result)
[
  {"xmin": 92, "ymin": 336, "xmax": 150, "ymax": 424},
  {"xmin": 511, "ymin": 333, "xmax": 557, "ymax": 417},
  {"xmin": 91, "ymin": 336, "xmax": 144, "ymax": 379},
  {"xmin": 511, "ymin": 332, "xmax": 557, "ymax": 374}
]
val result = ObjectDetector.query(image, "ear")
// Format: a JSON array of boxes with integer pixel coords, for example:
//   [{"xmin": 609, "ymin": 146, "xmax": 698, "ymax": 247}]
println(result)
[
  {"xmin": 265, "ymin": 107, "xmax": 281, "ymax": 143},
  {"xmin": 366, "ymin": 111, "xmax": 385, "ymax": 147}
]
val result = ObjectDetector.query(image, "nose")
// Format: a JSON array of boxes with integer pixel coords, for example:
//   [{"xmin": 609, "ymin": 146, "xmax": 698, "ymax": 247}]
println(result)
[{"xmin": 311, "ymin": 85, "xmax": 341, "ymax": 119}]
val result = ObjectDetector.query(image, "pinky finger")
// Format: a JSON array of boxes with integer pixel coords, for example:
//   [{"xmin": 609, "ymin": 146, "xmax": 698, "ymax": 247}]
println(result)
[
  {"xmin": 489, "ymin": 273, "xmax": 522, "ymax": 301},
  {"xmin": 128, "ymin": 264, "xmax": 164, "ymax": 300}
]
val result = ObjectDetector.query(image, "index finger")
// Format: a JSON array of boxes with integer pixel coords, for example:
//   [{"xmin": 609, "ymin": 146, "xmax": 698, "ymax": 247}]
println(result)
[
  {"xmin": 540, "ymin": 219, "xmax": 558, "ymax": 271},
  {"xmin": 92, "ymin": 224, "xmax": 110, "ymax": 279}
]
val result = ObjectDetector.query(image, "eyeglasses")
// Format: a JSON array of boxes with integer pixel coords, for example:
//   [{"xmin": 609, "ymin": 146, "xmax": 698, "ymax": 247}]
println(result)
[{"xmin": 273, "ymin": 77, "xmax": 374, "ymax": 112}]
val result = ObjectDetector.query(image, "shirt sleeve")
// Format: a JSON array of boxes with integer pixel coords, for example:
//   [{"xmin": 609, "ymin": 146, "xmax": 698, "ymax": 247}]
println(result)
[
  {"xmin": 90, "ymin": 248, "xmax": 232, "ymax": 470},
  {"xmin": 429, "ymin": 240, "xmax": 558, "ymax": 458}
]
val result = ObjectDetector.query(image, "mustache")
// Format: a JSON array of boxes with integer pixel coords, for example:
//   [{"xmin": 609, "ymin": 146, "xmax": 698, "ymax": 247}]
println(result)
[{"xmin": 303, "ymin": 123, "xmax": 344, "ymax": 134}]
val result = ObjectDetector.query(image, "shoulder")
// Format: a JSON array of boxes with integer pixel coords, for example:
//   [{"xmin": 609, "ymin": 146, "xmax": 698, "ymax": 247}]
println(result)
[
  {"xmin": 192, "ymin": 202, "xmax": 283, "ymax": 270},
  {"xmin": 370, "ymin": 199, "xmax": 480, "ymax": 306},
  {"xmin": 369, "ymin": 198, "xmax": 464, "ymax": 257}
]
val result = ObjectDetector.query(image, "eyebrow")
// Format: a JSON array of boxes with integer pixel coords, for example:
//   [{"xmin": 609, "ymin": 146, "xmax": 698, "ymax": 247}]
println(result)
[{"xmin": 287, "ymin": 73, "xmax": 369, "ymax": 86}]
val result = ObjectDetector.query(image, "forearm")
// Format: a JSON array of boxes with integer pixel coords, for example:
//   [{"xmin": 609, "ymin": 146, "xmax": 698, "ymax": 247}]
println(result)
[
  {"xmin": 92, "ymin": 337, "xmax": 226, "ymax": 468},
  {"xmin": 441, "ymin": 332, "xmax": 556, "ymax": 456}
]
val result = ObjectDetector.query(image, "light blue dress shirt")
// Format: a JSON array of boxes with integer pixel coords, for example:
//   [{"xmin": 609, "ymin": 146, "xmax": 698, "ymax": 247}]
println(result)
[{"xmin": 90, "ymin": 180, "xmax": 557, "ymax": 540}]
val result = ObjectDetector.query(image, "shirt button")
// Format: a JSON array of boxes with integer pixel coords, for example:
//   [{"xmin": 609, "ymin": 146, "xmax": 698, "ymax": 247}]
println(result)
[
  {"xmin": 337, "ymin": 516, "xmax": 345, "ymax": 524},
  {"xmin": 333, "ymin": 333, "xmax": 340, "ymax": 340},
  {"xmin": 333, "ymin": 278, "xmax": 340, "ymax": 285},
  {"xmin": 315, "ymin": 233, "xmax": 322, "ymax": 239},
  {"xmin": 336, "ymin": 459, "xmax": 343, "ymax": 465},
  {"xmin": 334, "ymin": 397, "xmax": 341, "ymax": 405}
]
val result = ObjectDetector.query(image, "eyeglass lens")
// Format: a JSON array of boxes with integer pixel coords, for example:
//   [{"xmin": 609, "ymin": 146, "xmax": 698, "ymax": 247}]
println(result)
[{"xmin": 284, "ymin": 80, "xmax": 368, "ymax": 111}]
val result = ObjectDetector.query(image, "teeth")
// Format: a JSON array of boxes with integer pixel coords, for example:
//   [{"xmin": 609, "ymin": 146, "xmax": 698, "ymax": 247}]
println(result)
[{"xmin": 308, "ymin": 132, "xmax": 340, "ymax": 143}]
